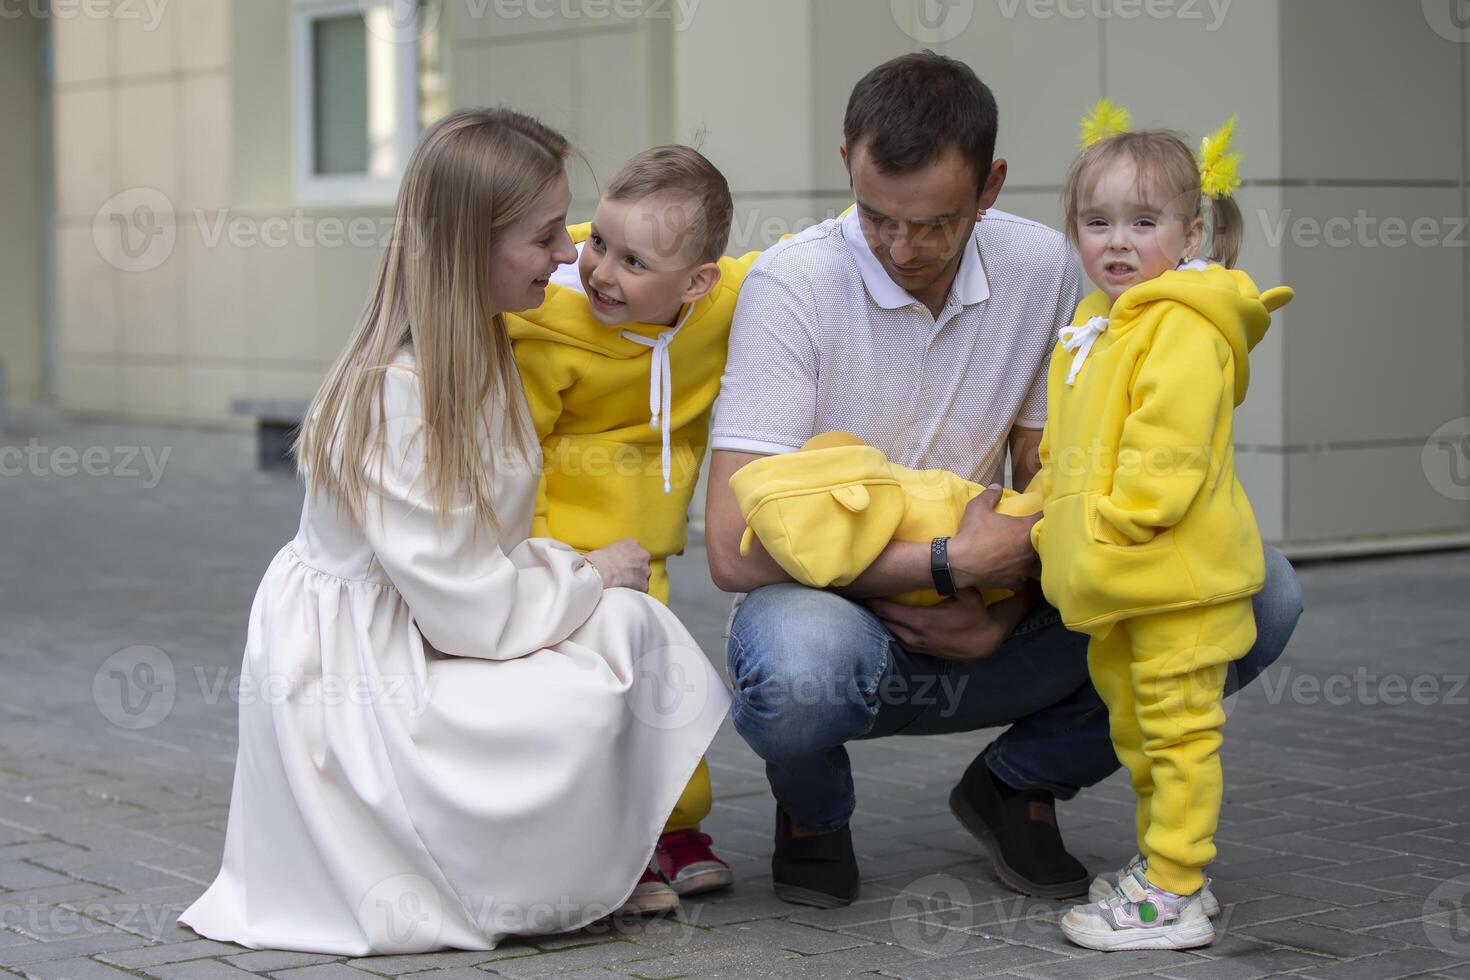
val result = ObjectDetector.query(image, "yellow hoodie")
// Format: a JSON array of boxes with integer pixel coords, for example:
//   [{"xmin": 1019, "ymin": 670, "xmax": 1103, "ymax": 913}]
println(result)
[
  {"xmin": 1028, "ymin": 264, "xmax": 1293, "ymax": 635},
  {"xmin": 729, "ymin": 432, "xmax": 1041, "ymax": 606},
  {"xmin": 509, "ymin": 223, "xmax": 762, "ymax": 603}
]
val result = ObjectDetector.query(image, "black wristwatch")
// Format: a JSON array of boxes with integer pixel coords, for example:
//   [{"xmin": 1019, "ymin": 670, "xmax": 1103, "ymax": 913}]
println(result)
[{"xmin": 930, "ymin": 536, "xmax": 957, "ymax": 598}]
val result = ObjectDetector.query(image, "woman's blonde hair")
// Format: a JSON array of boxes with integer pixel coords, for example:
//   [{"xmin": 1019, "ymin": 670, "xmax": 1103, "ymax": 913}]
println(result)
[
  {"xmin": 295, "ymin": 107, "xmax": 570, "ymax": 532},
  {"xmin": 1062, "ymin": 129, "xmax": 1244, "ymax": 268}
]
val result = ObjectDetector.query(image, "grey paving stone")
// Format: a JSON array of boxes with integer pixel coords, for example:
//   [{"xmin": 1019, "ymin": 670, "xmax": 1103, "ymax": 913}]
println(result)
[
  {"xmin": 1292, "ymin": 945, "xmax": 1467, "ymax": 980},
  {"xmin": 1313, "ymin": 855, "xmax": 1463, "ymax": 884},
  {"xmin": 672, "ymin": 891, "xmax": 797, "ymax": 928},
  {"xmin": 1298, "ymin": 896, "xmax": 1445, "ymax": 932},
  {"xmin": 345, "ymin": 948, "xmax": 533, "ymax": 974},
  {"xmin": 787, "ymin": 897, "xmax": 925, "ymax": 932},
  {"xmin": 875, "ymin": 941, "xmax": 1071, "ymax": 980},
  {"xmin": 0, "ymin": 933, "xmax": 153, "ymax": 968},
  {"xmin": 220, "ymin": 954, "xmax": 340, "ymax": 974},
  {"xmin": 1147, "ymin": 957, "xmax": 1278, "ymax": 980},
  {"xmin": 473, "ymin": 941, "xmax": 642, "ymax": 978},
  {"xmin": 4, "ymin": 416, "xmax": 1470, "ymax": 980},
  {"xmin": 838, "ymin": 912, "xmax": 1001, "ymax": 961},
  {"xmin": 397, "ymin": 970, "xmax": 515, "ymax": 980},
  {"xmin": 66, "ymin": 863, "xmax": 194, "ymax": 893},
  {"xmin": 0, "ymin": 844, "xmax": 94, "ymax": 866},
  {"xmin": 708, "ymin": 918, "xmax": 871, "ymax": 956},
  {"xmin": 0, "ymin": 882, "xmax": 120, "ymax": 916},
  {"xmin": 148, "ymin": 961, "xmax": 275, "ymax": 980},
  {"xmin": 703, "ymin": 944, "xmax": 917, "ymax": 980},
  {"xmin": 1236, "ymin": 918, "xmax": 1409, "ymax": 959},
  {"xmin": 609, "ymin": 942, "xmax": 794, "ymax": 979},
  {"xmin": 56, "ymin": 895, "xmax": 197, "ymax": 943},
  {"xmin": 1183, "ymin": 933, "xmax": 1329, "ymax": 973},
  {"xmin": 1009, "ymin": 948, "xmax": 1188, "ymax": 979},
  {"xmin": 1245, "ymin": 873, "xmax": 1396, "ymax": 908},
  {"xmin": 0, "ymin": 862, "xmax": 75, "ymax": 891},
  {"xmin": 1314, "ymin": 817, "xmax": 1450, "ymax": 844},
  {"xmin": 98, "ymin": 940, "xmax": 243, "ymax": 968},
  {"xmin": 17, "ymin": 956, "xmax": 144, "ymax": 980},
  {"xmin": 1361, "ymin": 875, "xmax": 1459, "ymax": 900},
  {"xmin": 269, "ymin": 965, "xmax": 391, "ymax": 980}
]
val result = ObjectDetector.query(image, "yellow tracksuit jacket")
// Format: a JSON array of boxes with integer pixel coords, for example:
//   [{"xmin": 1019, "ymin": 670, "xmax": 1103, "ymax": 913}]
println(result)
[
  {"xmin": 508, "ymin": 223, "xmax": 762, "ymax": 604},
  {"xmin": 1027, "ymin": 265, "xmax": 1294, "ymax": 636}
]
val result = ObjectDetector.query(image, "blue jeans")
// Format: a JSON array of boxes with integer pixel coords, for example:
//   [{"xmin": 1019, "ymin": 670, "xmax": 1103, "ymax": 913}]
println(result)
[{"xmin": 726, "ymin": 547, "xmax": 1304, "ymax": 833}]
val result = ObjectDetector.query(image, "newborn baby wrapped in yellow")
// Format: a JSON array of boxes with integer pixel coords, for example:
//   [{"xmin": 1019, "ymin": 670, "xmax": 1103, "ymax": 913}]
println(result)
[{"xmin": 729, "ymin": 432, "xmax": 1042, "ymax": 605}]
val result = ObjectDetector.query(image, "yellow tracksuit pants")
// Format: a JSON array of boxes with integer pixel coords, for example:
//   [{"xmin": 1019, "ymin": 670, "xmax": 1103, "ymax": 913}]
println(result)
[
  {"xmin": 650, "ymin": 561, "xmax": 713, "ymax": 834},
  {"xmin": 1085, "ymin": 598, "xmax": 1256, "ymax": 895}
]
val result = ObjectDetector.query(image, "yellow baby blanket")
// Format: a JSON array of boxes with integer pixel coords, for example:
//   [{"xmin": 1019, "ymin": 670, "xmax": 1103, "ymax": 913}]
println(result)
[{"xmin": 729, "ymin": 432, "xmax": 1041, "ymax": 605}]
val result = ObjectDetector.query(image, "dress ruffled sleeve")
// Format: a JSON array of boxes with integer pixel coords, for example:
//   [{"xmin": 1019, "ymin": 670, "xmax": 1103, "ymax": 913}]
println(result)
[{"xmin": 358, "ymin": 366, "xmax": 604, "ymax": 661}]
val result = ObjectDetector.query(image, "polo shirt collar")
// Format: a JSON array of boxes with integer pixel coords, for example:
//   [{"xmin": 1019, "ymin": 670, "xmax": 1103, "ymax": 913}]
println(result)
[{"xmin": 841, "ymin": 207, "xmax": 991, "ymax": 311}]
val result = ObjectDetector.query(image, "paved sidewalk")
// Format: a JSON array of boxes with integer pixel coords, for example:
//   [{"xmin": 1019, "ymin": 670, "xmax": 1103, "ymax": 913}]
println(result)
[{"xmin": 3, "ymin": 414, "xmax": 1469, "ymax": 980}]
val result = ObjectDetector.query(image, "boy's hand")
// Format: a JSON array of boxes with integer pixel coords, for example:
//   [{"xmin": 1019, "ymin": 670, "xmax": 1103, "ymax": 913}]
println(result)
[
  {"xmin": 949, "ymin": 486, "xmax": 1041, "ymax": 592},
  {"xmin": 867, "ymin": 582, "xmax": 1040, "ymax": 661}
]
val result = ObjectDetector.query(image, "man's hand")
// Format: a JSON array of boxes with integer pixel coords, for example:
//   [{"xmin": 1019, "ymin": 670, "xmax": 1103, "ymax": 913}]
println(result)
[
  {"xmin": 949, "ymin": 486, "xmax": 1041, "ymax": 593},
  {"xmin": 866, "ymin": 583, "xmax": 1040, "ymax": 661}
]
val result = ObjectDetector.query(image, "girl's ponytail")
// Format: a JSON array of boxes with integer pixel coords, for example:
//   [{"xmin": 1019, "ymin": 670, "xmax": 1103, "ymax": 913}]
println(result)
[{"xmin": 1208, "ymin": 195, "xmax": 1244, "ymax": 269}]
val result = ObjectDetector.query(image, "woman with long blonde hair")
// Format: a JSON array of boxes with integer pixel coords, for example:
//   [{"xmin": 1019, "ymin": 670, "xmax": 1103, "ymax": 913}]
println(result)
[{"xmin": 178, "ymin": 109, "xmax": 728, "ymax": 955}]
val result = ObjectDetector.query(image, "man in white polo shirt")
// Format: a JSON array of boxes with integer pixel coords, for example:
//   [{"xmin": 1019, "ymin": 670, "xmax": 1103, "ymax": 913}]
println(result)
[{"xmin": 705, "ymin": 51, "xmax": 1304, "ymax": 910}]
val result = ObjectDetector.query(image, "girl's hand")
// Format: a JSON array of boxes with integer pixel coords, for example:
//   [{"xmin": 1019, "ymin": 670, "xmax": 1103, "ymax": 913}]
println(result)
[{"xmin": 584, "ymin": 538, "xmax": 652, "ymax": 593}]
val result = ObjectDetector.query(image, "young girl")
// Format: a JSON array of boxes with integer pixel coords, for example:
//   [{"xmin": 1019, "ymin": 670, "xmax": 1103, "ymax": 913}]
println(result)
[
  {"xmin": 1026, "ymin": 102, "xmax": 1293, "ymax": 951},
  {"xmin": 178, "ymin": 109, "xmax": 728, "ymax": 954}
]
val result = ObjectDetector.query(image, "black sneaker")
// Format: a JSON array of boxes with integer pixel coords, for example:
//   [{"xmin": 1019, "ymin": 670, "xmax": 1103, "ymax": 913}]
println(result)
[
  {"xmin": 949, "ymin": 749, "xmax": 1090, "ymax": 899},
  {"xmin": 771, "ymin": 807, "xmax": 860, "ymax": 908}
]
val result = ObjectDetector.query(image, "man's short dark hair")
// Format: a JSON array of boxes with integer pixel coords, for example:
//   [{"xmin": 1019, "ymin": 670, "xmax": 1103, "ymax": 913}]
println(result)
[{"xmin": 843, "ymin": 51, "xmax": 999, "ymax": 190}]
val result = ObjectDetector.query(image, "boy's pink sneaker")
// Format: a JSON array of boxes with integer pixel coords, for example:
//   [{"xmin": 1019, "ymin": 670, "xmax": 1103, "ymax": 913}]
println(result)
[
  {"xmin": 615, "ymin": 863, "xmax": 681, "ymax": 916},
  {"xmin": 655, "ymin": 830, "xmax": 734, "ymax": 896}
]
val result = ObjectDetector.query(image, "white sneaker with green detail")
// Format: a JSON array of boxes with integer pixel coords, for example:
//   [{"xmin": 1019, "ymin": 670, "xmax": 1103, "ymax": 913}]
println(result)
[
  {"xmin": 1062, "ymin": 863, "xmax": 1215, "ymax": 951},
  {"xmin": 1089, "ymin": 854, "xmax": 1221, "ymax": 917}
]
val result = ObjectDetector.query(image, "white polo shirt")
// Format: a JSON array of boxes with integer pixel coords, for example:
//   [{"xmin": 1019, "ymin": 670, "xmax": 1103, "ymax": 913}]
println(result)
[{"xmin": 710, "ymin": 208, "xmax": 1083, "ymax": 486}]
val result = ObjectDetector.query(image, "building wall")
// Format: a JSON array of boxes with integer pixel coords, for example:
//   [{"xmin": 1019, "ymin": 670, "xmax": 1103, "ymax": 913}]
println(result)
[
  {"xmin": 1278, "ymin": 0, "xmax": 1469, "ymax": 545},
  {"xmin": 447, "ymin": 0, "xmax": 675, "ymax": 212},
  {"xmin": 0, "ymin": 12, "xmax": 46, "ymax": 407},
  {"xmin": 52, "ymin": 0, "xmax": 386, "ymax": 425},
  {"xmin": 668, "ymin": 0, "xmax": 1470, "ymax": 549},
  {"xmin": 43, "ymin": 0, "xmax": 1470, "ymax": 551}
]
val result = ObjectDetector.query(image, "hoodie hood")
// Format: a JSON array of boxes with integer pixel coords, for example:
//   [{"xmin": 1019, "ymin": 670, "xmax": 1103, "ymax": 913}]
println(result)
[
  {"xmin": 1078, "ymin": 265, "xmax": 1293, "ymax": 403},
  {"xmin": 506, "ymin": 222, "xmax": 726, "ymax": 359}
]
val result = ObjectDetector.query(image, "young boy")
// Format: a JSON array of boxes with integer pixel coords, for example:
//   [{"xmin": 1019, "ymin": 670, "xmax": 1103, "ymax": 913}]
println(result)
[{"xmin": 508, "ymin": 146, "xmax": 762, "ymax": 915}]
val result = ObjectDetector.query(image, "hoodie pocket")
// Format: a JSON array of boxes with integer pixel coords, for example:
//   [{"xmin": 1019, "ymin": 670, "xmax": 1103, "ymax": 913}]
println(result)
[
  {"xmin": 1088, "ymin": 492, "xmax": 1161, "ymax": 547},
  {"xmin": 1039, "ymin": 490, "xmax": 1197, "ymax": 631}
]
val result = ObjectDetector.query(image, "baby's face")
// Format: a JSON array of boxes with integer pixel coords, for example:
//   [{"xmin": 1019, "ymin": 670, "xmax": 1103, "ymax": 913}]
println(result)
[
  {"xmin": 579, "ymin": 194, "xmax": 704, "ymax": 328},
  {"xmin": 1076, "ymin": 161, "xmax": 1202, "ymax": 304}
]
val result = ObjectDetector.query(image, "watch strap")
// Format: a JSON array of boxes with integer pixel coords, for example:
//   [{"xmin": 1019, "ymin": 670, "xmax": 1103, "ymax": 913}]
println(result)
[{"xmin": 930, "ymin": 536, "xmax": 957, "ymax": 598}]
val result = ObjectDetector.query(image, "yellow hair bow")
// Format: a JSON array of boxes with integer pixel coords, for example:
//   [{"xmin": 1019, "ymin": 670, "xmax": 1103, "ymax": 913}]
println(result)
[
  {"xmin": 1080, "ymin": 98, "xmax": 1131, "ymax": 149},
  {"xmin": 1198, "ymin": 115, "xmax": 1243, "ymax": 199}
]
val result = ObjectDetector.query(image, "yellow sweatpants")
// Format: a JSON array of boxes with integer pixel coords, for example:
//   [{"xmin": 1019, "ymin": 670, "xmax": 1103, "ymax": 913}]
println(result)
[
  {"xmin": 1085, "ymin": 598, "xmax": 1256, "ymax": 895},
  {"xmin": 649, "ymin": 558, "xmax": 714, "ymax": 834}
]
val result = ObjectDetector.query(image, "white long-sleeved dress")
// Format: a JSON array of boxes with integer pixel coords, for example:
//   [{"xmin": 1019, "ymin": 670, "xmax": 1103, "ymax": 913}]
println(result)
[{"xmin": 178, "ymin": 354, "xmax": 729, "ymax": 955}]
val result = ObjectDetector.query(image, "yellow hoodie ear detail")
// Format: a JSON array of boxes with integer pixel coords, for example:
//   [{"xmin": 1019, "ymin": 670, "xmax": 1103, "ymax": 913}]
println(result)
[
  {"xmin": 1080, "ymin": 98, "xmax": 1131, "ymax": 149},
  {"xmin": 832, "ymin": 484, "xmax": 871, "ymax": 513},
  {"xmin": 739, "ymin": 526, "xmax": 756, "ymax": 557},
  {"xmin": 802, "ymin": 431, "xmax": 867, "ymax": 451},
  {"xmin": 1260, "ymin": 286, "xmax": 1295, "ymax": 313}
]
